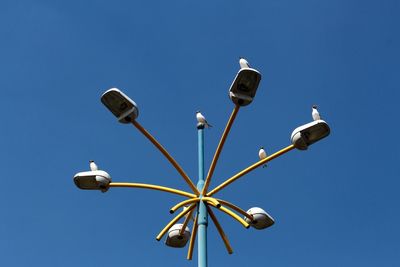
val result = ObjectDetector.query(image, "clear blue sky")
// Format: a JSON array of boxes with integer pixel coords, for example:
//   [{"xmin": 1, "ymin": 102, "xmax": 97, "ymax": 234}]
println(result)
[{"xmin": 0, "ymin": 0, "xmax": 399, "ymax": 266}]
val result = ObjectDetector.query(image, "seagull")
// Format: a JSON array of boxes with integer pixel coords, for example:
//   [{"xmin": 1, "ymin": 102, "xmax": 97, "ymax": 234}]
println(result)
[
  {"xmin": 239, "ymin": 57, "xmax": 251, "ymax": 69},
  {"xmin": 258, "ymin": 147, "xmax": 268, "ymax": 168},
  {"xmin": 89, "ymin": 160, "xmax": 98, "ymax": 171},
  {"xmin": 196, "ymin": 111, "xmax": 212, "ymax": 128},
  {"xmin": 312, "ymin": 105, "xmax": 321, "ymax": 121}
]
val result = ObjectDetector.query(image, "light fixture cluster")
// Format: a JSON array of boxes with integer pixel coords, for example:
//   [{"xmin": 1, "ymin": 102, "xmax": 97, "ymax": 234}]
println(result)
[{"xmin": 73, "ymin": 59, "xmax": 330, "ymax": 261}]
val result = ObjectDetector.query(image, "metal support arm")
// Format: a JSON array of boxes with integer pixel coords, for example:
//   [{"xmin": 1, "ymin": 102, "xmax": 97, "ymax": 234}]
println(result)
[
  {"xmin": 207, "ymin": 201, "xmax": 250, "ymax": 228},
  {"xmin": 207, "ymin": 144, "xmax": 295, "ymax": 196},
  {"xmin": 156, "ymin": 204, "xmax": 196, "ymax": 241},
  {"xmin": 187, "ymin": 214, "xmax": 199, "ymax": 260},
  {"xmin": 216, "ymin": 198, "xmax": 253, "ymax": 221},
  {"xmin": 170, "ymin": 198, "xmax": 200, "ymax": 214},
  {"xmin": 132, "ymin": 120, "xmax": 200, "ymax": 195},
  {"xmin": 180, "ymin": 209, "xmax": 195, "ymax": 236},
  {"xmin": 207, "ymin": 206, "xmax": 233, "ymax": 254},
  {"xmin": 202, "ymin": 105, "xmax": 240, "ymax": 195},
  {"xmin": 109, "ymin": 182, "xmax": 196, "ymax": 198}
]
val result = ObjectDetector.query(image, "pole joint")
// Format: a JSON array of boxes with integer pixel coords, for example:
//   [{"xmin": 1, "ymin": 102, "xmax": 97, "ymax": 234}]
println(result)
[{"xmin": 197, "ymin": 123, "xmax": 205, "ymax": 129}]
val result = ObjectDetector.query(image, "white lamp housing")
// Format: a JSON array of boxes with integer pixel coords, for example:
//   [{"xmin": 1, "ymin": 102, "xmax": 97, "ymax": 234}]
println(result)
[
  {"xmin": 291, "ymin": 119, "xmax": 330, "ymax": 150},
  {"xmin": 101, "ymin": 88, "xmax": 139, "ymax": 123},
  {"xmin": 73, "ymin": 170, "xmax": 112, "ymax": 193},
  {"xmin": 245, "ymin": 207, "xmax": 275, "ymax": 230},
  {"xmin": 165, "ymin": 223, "xmax": 190, "ymax": 248},
  {"xmin": 229, "ymin": 68, "xmax": 262, "ymax": 106}
]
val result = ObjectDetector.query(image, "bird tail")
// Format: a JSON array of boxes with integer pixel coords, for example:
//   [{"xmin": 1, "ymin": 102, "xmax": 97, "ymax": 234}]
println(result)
[{"xmin": 206, "ymin": 122, "xmax": 213, "ymax": 128}]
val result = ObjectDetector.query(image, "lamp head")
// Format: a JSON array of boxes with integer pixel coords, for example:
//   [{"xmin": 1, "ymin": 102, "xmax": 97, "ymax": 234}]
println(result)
[
  {"xmin": 229, "ymin": 68, "xmax": 262, "ymax": 106},
  {"xmin": 165, "ymin": 224, "xmax": 190, "ymax": 248},
  {"xmin": 101, "ymin": 88, "xmax": 139, "ymax": 123},
  {"xmin": 244, "ymin": 207, "xmax": 275, "ymax": 230},
  {"xmin": 73, "ymin": 170, "xmax": 112, "ymax": 193},
  {"xmin": 291, "ymin": 120, "xmax": 330, "ymax": 150}
]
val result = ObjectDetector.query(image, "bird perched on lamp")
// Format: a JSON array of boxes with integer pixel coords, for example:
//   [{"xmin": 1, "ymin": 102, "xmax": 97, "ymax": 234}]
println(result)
[
  {"xmin": 89, "ymin": 160, "xmax": 98, "ymax": 171},
  {"xmin": 312, "ymin": 105, "xmax": 321, "ymax": 121},
  {"xmin": 239, "ymin": 57, "xmax": 251, "ymax": 69}
]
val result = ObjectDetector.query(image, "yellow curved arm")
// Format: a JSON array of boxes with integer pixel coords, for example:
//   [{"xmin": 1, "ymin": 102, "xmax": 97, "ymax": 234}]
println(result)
[
  {"xmin": 216, "ymin": 198, "xmax": 253, "ymax": 221},
  {"xmin": 132, "ymin": 120, "xmax": 200, "ymax": 195},
  {"xmin": 201, "ymin": 197, "xmax": 221, "ymax": 208},
  {"xmin": 207, "ymin": 206, "xmax": 233, "ymax": 254},
  {"xmin": 207, "ymin": 202, "xmax": 249, "ymax": 228},
  {"xmin": 179, "ymin": 209, "xmax": 194, "ymax": 236},
  {"xmin": 170, "ymin": 198, "xmax": 200, "ymax": 214},
  {"xmin": 109, "ymin": 182, "xmax": 196, "ymax": 198},
  {"xmin": 156, "ymin": 204, "xmax": 196, "ymax": 241},
  {"xmin": 202, "ymin": 105, "xmax": 240, "ymax": 195},
  {"xmin": 218, "ymin": 206, "xmax": 250, "ymax": 229},
  {"xmin": 187, "ymin": 214, "xmax": 198, "ymax": 260},
  {"xmin": 207, "ymin": 144, "xmax": 295, "ymax": 196}
]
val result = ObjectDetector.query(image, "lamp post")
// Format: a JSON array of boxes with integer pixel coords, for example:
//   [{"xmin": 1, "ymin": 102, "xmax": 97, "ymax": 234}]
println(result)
[
  {"xmin": 73, "ymin": 59, "xmax": 330, "ymax": 267},
  {"xmin": 197, "ymin": 123, "xmax": 207, "ymax": 267}
]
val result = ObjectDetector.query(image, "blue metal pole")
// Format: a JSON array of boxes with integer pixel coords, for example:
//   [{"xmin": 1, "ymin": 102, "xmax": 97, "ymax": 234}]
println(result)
[{"xmin": 197, "ymin": 123, "xmax": 207, "ymax": 267}]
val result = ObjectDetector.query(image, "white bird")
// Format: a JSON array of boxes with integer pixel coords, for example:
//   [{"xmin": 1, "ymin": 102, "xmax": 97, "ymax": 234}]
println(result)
[
  {"xmin": 258, "ymin": 147, "xmax": 268, "ymax": 168},
  {"xmin": 312, "ymin": 105, "xmax": 321, "ymax": 121},
  {"xmin": 196, "ymin": 111, "xmax": 212, "ymax": 128},
  {"xmin": 239, "ymin": 57, "xmax": 251, "ymax": 69},
  {"xmin": 89, "ymin": 160, "xmax": 98, "ymax": 171}
]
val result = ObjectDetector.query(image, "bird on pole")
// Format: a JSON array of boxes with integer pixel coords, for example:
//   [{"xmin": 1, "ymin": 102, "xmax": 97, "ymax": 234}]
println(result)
[
  {"xmin": 239, "ymin": 57, "xmax": 251, "ymax": 69},
  {"xmin": 312, "ymin": 105, "xmax": 321, "ymax": 121},
  {"xmin": 196, "ymin": 111, "xmax": 212, "ymax": 128},
  {"xmin": 89, "ymin": 160, "xmax": 98, "ymax": 171},
  {"xmin": 258, "ymin": 147, "xmax": 268, "ymax": 168}
]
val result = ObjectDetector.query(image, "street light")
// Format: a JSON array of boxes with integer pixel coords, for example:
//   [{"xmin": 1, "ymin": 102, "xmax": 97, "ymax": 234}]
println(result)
[
  {"xmin": 73, "ymin": 58, "xmax": 330, "ymax": 267},
  {"xmin": 291, "ymin": 119, "xmax": 330, "ymax": 150},
  {"xmin": 101, "ymin": 88, "xmax": 139, "ymax": 123},
  {"xmin": 229, "ymin": 68, "xmax": 262, "ymax": 106},
  {"xmin": 244, "ymin": 207, "xmax": 275, "ymax": 230},
  {"xmin": 166, "ymin": 223, "xmax": 191, "ymax": 248},
  {"xmin": 73, "ymin": 170, "xmax": 111, "ymax": 192}
]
